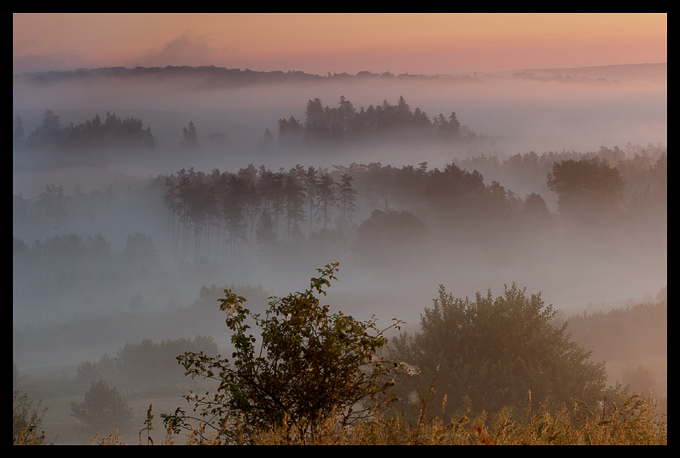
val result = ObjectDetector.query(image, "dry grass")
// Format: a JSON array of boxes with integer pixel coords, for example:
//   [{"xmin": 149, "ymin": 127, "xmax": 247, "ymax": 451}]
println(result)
[
  {"xmin": 129, "ymin": 391, "xmax": 666, "ymax": 446},
  {"xmin": 25, "ymin": 378, "xmax": 667, "ymax": 446}
]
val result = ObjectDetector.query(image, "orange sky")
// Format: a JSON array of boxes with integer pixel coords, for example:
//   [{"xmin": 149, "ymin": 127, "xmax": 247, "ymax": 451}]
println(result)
[{"xmin": 13, "ymin": 13, "xmax": 667, "ymax": 75}]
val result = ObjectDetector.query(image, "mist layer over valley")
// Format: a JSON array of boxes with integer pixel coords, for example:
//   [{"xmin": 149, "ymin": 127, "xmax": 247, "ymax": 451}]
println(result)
[{"xmin": 13, "ymin": 64, "xmax": 666, "ymax": 443}]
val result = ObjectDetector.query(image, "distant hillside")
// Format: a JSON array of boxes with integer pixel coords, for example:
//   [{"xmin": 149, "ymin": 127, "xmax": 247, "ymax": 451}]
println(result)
[
  {"xmin": 12, "ymin": 65, "xmax": 448, "ymax": 89},
  {"xmin": 14, "ymin": 63, "xmax": 666, "ymax": 88}
]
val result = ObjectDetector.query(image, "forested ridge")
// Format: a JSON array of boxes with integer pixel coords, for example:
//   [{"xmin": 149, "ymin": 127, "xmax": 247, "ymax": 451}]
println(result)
[
  {"xmin": 11, "ymin": 65, "xmax": 486, "ymax": 88},
  {"xmin": 14, "ymin": 94, "xmax": 475, "ymax": 159},
  {"xmin": 16, "ymin": 63, "xmax": 652, "ymax": 91},
  {"xmin": 263, "ymin": 95, "xmax": 474, "ymax": 149},
  {"xmin": 14, "ymin": 136, "xmax": 666, "ymax": 330},
  {"xmin": 14, "ymin": 143, "xmax": 666, "ymax": 265}
]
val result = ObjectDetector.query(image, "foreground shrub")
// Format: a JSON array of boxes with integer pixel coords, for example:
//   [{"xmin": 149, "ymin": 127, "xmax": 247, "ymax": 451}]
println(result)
[
  {"xmin": 162, "ymin": 263, "xmax": 410, "ymax": 444},
  {"xmin": 389, "ymin": 283, "xmax": 608, "ymax": 417},
  {"xmin": 13, "ymin": 391, "xmax": 47, "ymax": 445}
]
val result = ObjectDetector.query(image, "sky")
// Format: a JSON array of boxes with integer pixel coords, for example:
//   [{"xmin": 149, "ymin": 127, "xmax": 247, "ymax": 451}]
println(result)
[{"xmin": 13, "ymin": 13, "xmax": 667, "ymax": 76}]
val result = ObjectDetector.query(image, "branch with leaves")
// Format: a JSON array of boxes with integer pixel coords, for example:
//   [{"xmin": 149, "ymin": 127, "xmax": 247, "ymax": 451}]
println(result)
[{"xmin": 162, "ymin": 262, "xmax": 411, "ymax": 444}]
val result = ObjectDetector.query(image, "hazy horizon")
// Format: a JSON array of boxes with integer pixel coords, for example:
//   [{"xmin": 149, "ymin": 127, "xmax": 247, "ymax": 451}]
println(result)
[{"xmin": 13, "ymin": 13, "xmax": 667, "ymax": 76}]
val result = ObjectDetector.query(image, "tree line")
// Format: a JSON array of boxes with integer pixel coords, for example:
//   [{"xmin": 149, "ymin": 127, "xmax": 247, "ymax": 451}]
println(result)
[
  {"xmin": 153, "ymin": 147, "xmax": 666, "ymax": 264},
  {"xmin": 263, "ymin": 95, "xmax": 474, "ymax": 150},
  {"xmin": 157, "ymin": 164, "xmax": 359, "ymax": 261},
  {"xmin": 14, "ymin": 95, "xmax": 474, "ymax": 157},
  {"xmin": 13, "ymin": 65, "xmax": 465, "ymax": 91},
  {"xmin": 14, "ymin": 146, "xmax": 666, "ymax": 268},
  {"xmin": 76, "ymin": 335, "xmax": 219, "ymax": 386},
  {"xmin": 14, "ymin": 110, "xmax": 155, "ymax": 153}
]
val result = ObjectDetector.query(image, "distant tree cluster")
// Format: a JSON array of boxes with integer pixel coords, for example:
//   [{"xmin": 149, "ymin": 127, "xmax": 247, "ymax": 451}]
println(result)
[
  {"xmin": 273, "ymin": 95, "xmax": 474, "ymax": 147},
  {"xmin": 73, "ymin": 336, "xmax": 218, "ymax": 389},
  {"xmin": 69, "ymin": 379, "xmax": 133, "ymax": 437},
  {"xmin": 160, "ymin": 165, "xmax": 358, "ymax": 260},
  {"xmin": 456, "ymin": 145, "xmax": 666, "ymax": 206},
  {"xmin": 13, "ymin": 231, "xmax": 159, "ymax": 278},
  {"xmin": 156, "ymin": 160, "xmax": 525, "ymax": 263},
  {"xmin": 547, "ymin": 157, "xmax": 625, "ymax": 223},
  {"xmin": 150, "ymin": 144, "xmax": 666, "ymax": 264},
  {"xmin": 14, "ymin": 145, "xmax": 666, "ymax": 273},
  {"xmin": 13, "ymin": 65, "xmax": 460, "ymax": 90},
  {"xmin": 353, "ymin": 209, "xmax": 430, "ymax": 266},
  {"xmin": 13, "ymin": 232, "xmax": 110, "ymax": 274},
  {"xmin": 179, "ymin": 121, "xmax": 199, "ymax": 152},
  {"xmin": 12, "ymin": 229, "xmax": 163, "ymax": 328},
  {"xmin": 114, "ymin": 336, "xmax": 218, "ymax": 383},
  {"xmin": 14, "ymin": 65, "xmax": 325, "ymax": 89},
  {"xmin": 16, "ymin": 110, "xmax": 155, "ymax": 153}
]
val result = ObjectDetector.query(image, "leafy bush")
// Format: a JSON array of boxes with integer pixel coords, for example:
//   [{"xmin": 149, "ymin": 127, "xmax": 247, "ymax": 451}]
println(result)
[
  {"xmin": 13, "ymin": 391, "xmax": 47, "ymax": 445},
  {"xmin": 162, "ymin": 263, "xmax": 409, "ymax": 444},
  {"xmin": 389, "ymin": 283, "xmax": 607, "ymax": 416},
  {"xmin": 70, "ymin": 379, "xmax": 133, "ymax": 436}
]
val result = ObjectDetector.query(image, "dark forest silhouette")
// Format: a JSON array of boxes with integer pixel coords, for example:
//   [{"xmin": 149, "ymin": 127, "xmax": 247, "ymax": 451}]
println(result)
[
  {"xmin": 15, "ymin": 94, "xmax": 474, "ymax": 158},
  {"xmin": 271, "ymin": 95, "xmax": 472, "ymax": 148}
]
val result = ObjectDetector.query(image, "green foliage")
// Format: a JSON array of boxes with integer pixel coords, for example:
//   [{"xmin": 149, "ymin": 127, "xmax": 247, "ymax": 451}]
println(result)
[
  {"xmin": 390, "ymin": 283, "xmax": 607, "ymax": 416},
  {"xmin": 146, "ymin": 146, "xmax": 667, "ymax": 261},
  {"xmin": 179, "ymin": 121, "xmax": 199, "ymax": 152},
  {"xmin": 336, "ymin": 172, "xmax": 358, "ymax": 225},
  {"xmin": 547, "ymin": 158, "xmax": 625, "ymax": 222},
  {"xmin": 353, "ymin": 209, "xmax": 429, "ymax": 265},
  {"xmin": 26, "ymin": 109, "xmax": 155, "ymax": 152},
  {"xmin": 282, "ymin": 95, "xmax": 471, "ymax": 145},
  {"xmin": 70, "ymin": 379, "xmax": 133, "ymax": 436},
  {"xmin": 139, "ymin": 404, "xmax": 155, "ymax": 445},
  {"xmin": 162, "ymin": 262, "xmax": 408, "ymax": 444},
  {"xmin": 25, "ymin": 109, "xmax": 62, "ymax": 149},
  {"xmin": 115, "ymin": 336, "xmax": 218, "ymax": 383},
  {"xmin": 13, "ymin": 391, "xmax": 47, "ymax": 445},
  {"xmin": 72, "ymin": 336, "xmax": 219, "ymax": 388}
]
